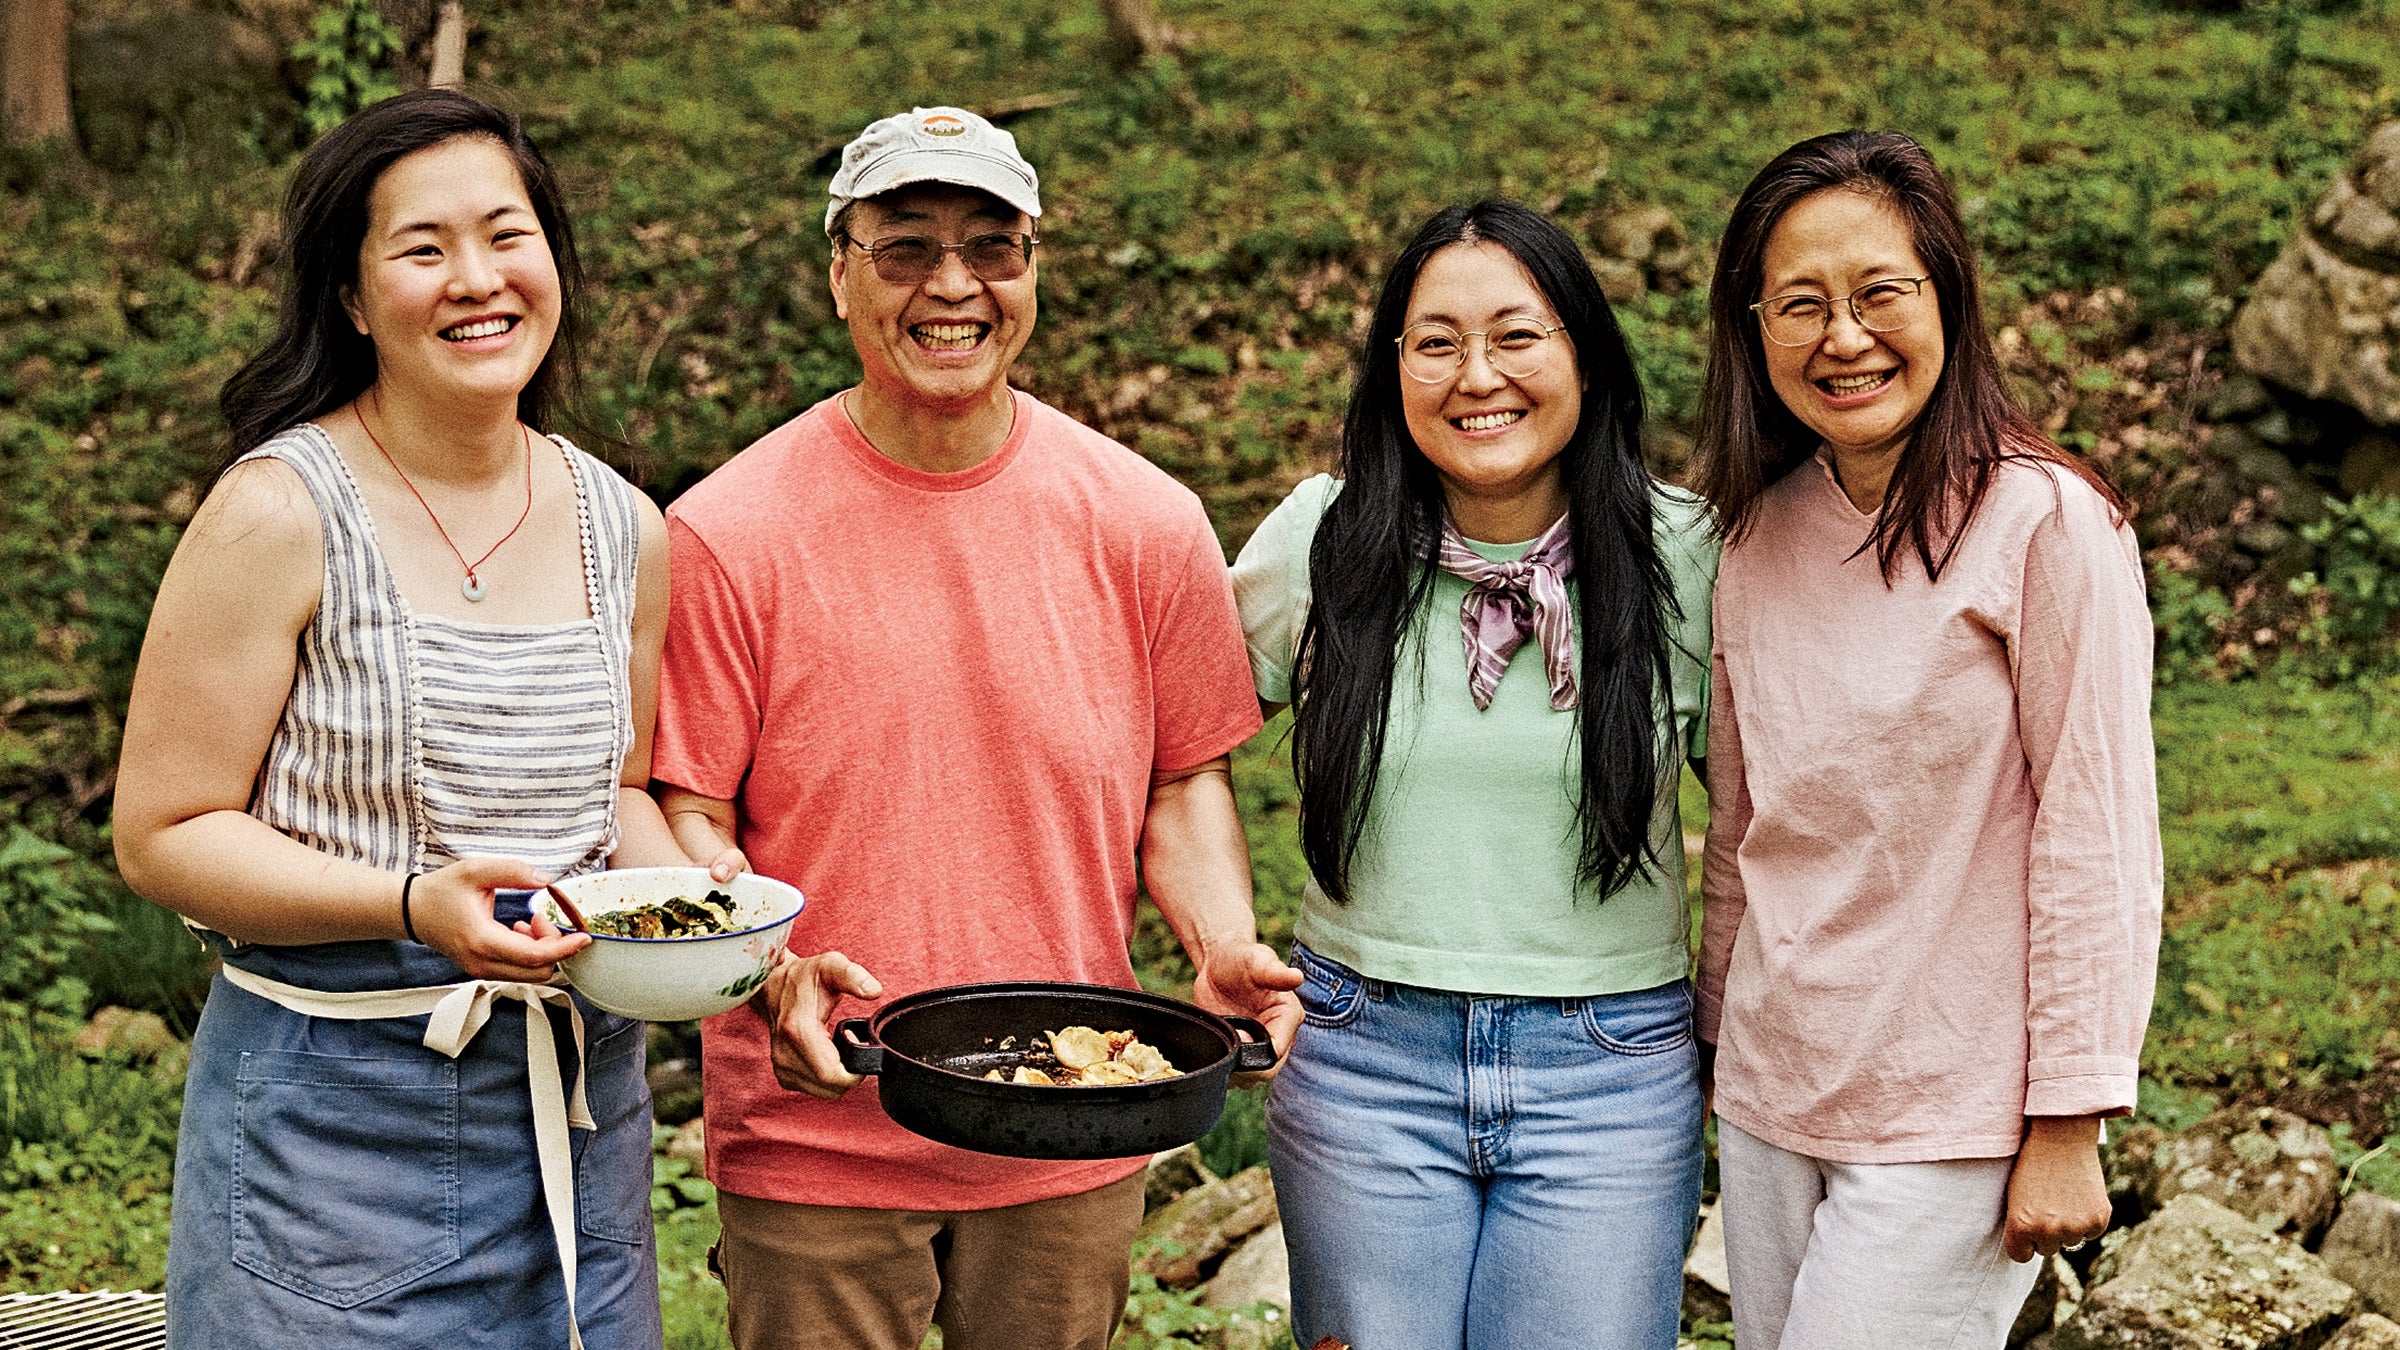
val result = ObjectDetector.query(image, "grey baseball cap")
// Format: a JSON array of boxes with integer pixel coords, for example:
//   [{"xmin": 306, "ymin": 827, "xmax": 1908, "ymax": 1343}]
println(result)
[{"xmin": 824, "ymin": 106, "xmax": 1042, "ymax": 236}]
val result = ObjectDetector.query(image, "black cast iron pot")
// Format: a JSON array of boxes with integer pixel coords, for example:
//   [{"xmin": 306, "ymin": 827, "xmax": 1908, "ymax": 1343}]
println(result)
[{"xmin": 835, "ymin": 980, "xmax": 1278, "ymax": 1160}]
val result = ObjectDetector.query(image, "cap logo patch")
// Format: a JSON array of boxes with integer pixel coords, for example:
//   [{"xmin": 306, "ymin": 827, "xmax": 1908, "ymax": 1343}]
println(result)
[{"xmin": 921, "ymin": 114, "xmax": 968, "ymax": 138}]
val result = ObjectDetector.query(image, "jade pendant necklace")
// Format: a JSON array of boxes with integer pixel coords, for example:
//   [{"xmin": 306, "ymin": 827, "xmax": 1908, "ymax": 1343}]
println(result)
[{"xmin": 356, "ymin": 400, "xmax": 535, "ymax": 602}]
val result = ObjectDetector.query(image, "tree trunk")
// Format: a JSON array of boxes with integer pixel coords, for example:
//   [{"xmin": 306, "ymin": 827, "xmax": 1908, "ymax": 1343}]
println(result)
[
  {"xmin": 1101, "ymin": 0, "xmax": 1187, "ymax": 66},
  {"xmin": 426, "ymin": 0, "xmax": 464, "ymax": 88},
  {"xmin": 2, "ymin": 0, "xmax": 76, "ymax": 149},
  {"xmin": 376, "ymin": 0, "xmax": 434, "ymax": 89}
]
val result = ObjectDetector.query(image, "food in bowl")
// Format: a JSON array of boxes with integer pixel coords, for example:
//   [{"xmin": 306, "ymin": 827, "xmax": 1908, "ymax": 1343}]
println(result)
[
  {"xmin": 540, "ymin": 867, "xmax": 805, "ymax": 1022},
  {"xmin": 964, "ymin": 1026, "xmax": 1184, "ymax": 1087},
  {"xmin": 581, "ymin": 889, "xmax": 741, "ymax": 939}
]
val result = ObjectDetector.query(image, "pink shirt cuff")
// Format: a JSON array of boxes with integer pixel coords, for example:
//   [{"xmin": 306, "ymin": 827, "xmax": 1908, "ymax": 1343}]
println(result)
[{"xmin": 2024, "ymin": 1067, "xmax": 2139, "ymax": 1119}]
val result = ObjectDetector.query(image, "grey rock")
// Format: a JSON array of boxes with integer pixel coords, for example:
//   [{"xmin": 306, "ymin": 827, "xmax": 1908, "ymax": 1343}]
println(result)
[
  {"xmin": 2016, "ymin": 1254, "xmax": 2088, "ymax": 1348},
  {"xmin": 74, "ymin": 1006, "xmax": 177, "ymax": 1061},
  {"xmin": 2236, "ymin": 521, "xmax": 2295, "ymax": 557},
  {"xmin": 2149, "ymin": 1108, "xmax": 2344, "ymax": 1244},
  {"xmin": 2210, "ymin": 372, "xmax": 2277, "ymax": 423},
  {"xmin": 2326, "ymin": 1315, "xmax": 2400, "ymax": 1350},
  {"xmin": 2110, "ymin": 1124, "xmax": 2174, "ymax": 1220},
  {"xmin": 1201, "ymin": 1220, "xmax": 1290, "ymax": 1314},
  {"xmin": 1597, "ymin": 205, "xmax": 1684, "ymax": 263},
  {"xmin": 1590, "ymin": 255, "xmax": 1647, "ymax": 306},
  {"xmin": 2323, "ymin": 1193, "xmax": 2400, "ymax": 1318},
  {"xmin": 2338, "ymin": 433, "xmax": 2400, "ymax": 498},
  {"xmin": 2231, "ymin": 120, "xmax": 2400, "ymax": 426},
  {"xmin": 1135, "ymin": 1165, "xmax": 1278, "ymax": 1288},
  {"xmin": 2056, "ymin": 1194, "xmax": 2359, "ymax": 1350},
  {"xmin": 1684, "ymin": 1202, "xmax": 1733, "ymax": 1325},
  {"xmin": 665, "ymin": 1117, "xmax": 706, "ymax": 1166},
  {"xmin": 646, "ymin": 1057, "xmax": 703, "ymax": 1125},
  {"xmin": 1143, "ymin": 1143, "xmax": 1216, "ymax": 1214}
]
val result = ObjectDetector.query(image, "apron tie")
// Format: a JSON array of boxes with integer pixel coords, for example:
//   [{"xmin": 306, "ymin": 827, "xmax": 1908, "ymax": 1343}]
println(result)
[{"xmin": 221, "ymin": 966, "xmax": 595, "ymax": 1350}]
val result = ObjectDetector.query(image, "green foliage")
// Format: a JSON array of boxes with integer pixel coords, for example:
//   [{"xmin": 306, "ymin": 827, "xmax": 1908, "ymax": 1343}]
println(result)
[
  {"xmin": 647, "ymin": 1125, "xmax": 733, "ymax": 1349},
  {"xmin": 2289, "ymin": 493, "xmax": 2400, "ymax": 679},
  {"xmin": 2330, "ymin": 1122, "xmax": 2400, "ymax": 1201},
  {"xmin": 2151, "ymin": 564, "xmax": 2236, "ymax": 684},
  {"xmin": 2134, "ymin": 1076, "xmax": 2223, "ymax": 1133},
  {"xmin": 294, "ymin": 0, "xmax": 403, "ymax": 138},
  {"xmin": 1197, "ymin": 1086, "xmax": 1270, "ymax": 1179},
  {"xmin": 2151, "ymin": 675, "xmax": 2400, "ymax": 892},
  {"xmin": 1119, "ymin": 1241, "xmax": 1295, "ymax": 1350},
  {"xmin": 1683, "ymin": 1319, "xmax": 1736, "ymax": 1350},
  {"xmin": 0, "ymin": 828, "xmax": 115, "ymax": 1019},
  {"xmin": 2147, "ymin": 863, "xmax": 2400, "ymax": 1089},
  {"xmin": 0, "ymin": 1016, "xmax": 180, "ymax": 1291}
]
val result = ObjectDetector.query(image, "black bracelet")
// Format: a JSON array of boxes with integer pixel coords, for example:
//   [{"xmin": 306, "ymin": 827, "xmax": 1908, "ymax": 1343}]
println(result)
[{"xmin": 400, "ymin": 873, "xmax": 421, "ymax": 944}]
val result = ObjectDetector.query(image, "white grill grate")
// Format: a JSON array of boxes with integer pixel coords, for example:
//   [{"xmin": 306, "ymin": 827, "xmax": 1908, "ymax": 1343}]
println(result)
[{"xmin": 0, "ymin": 1291, "xmax": 167, "ymax": 1350}]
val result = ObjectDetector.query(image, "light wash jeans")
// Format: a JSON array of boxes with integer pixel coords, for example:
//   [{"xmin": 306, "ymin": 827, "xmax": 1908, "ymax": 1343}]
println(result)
[{"xmin": 1266, "ymin": 944, "xmax": 1703, "ymax": 1350}]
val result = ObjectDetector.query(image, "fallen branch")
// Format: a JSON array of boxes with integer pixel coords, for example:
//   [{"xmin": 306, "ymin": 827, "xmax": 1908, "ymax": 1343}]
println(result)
[{"xmin": 0, "ymin": 685, "xmax": 95, "ymax": 721}]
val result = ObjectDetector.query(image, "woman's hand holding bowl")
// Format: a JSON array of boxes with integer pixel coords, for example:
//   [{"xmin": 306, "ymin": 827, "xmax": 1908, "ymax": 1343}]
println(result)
[{"xmin": 419, "ymin": 854, "xmax": 590, "ymax": 981}]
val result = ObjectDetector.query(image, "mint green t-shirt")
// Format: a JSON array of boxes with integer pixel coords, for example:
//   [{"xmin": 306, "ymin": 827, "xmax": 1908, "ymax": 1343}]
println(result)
[{"xmin": 1230, "ymin": 474, "xmax": 1719, "ymax": 997}]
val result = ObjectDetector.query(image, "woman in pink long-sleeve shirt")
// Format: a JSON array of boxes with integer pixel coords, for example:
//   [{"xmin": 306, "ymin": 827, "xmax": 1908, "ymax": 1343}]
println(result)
[{"xmin": 1689, "ymin": 130, "xmax": 2163, "ymax": 1349}]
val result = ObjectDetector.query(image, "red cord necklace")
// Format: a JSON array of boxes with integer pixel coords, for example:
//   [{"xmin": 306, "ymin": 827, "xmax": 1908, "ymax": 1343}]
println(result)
[{"xmin": 356, "ymin": 398, "xmax": 534, "ymax": 602}]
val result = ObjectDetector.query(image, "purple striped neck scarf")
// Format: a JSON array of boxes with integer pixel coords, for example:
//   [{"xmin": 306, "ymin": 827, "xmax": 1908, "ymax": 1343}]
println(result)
[{"xmin": 1435, "ymin": 512, "xmax": 1577, "ymax": 712}]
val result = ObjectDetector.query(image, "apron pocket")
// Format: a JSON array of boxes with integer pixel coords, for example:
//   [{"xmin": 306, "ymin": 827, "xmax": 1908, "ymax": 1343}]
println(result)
[
  {"xmin": 230, "ymin": 1049, "xmax": 462, "ymax": 1307},
  {"xmin": 575, "ymin": 1015, "xmax": 656, "ymax": 1247}
]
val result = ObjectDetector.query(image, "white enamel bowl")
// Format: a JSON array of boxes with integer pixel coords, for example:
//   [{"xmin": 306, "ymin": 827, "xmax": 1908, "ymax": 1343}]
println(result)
[{"xmin": 541, "ymin": 867, "xmax": 805, "ymax": 1022}]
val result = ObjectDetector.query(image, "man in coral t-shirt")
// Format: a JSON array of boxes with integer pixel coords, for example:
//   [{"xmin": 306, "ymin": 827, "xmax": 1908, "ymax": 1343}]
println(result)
[{"xmin": 651, "ymin": 106, "xmax": 1301, "ymax": 1350}]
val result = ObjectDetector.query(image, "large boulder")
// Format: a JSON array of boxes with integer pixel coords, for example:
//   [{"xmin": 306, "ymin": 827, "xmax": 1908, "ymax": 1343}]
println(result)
[
  {"xmin": 1144, "ymin": 1143, "xmax": 1216, "ymax": 1214},
  {"xmin": 2145, "ymin": 1108, "xmax": 2344, "ymax": 1245},
  {"xmin": 2232, "ymin": 122, "xmax": 2400, "ymax": 427},
  {"xmin": 2016, "ymin": 1255, "xmax": 2088, "ymax": 1348},
  {"xmin": 1684, "ymin": 1202, "xmax": 1733, "ymax": 1326},
  {"xmin": 2326, "ymin": 1315, "xmax": 2400, "ymax": 1350},
  {"xmin": 2322, "ymin": 1193, "xmax": 2400, "ymax": 1318},
  {"xmin": 2056, "ymin": 1194, "xmax": 2359, "ymax": 1350},
  {"xmin": 1202, "ymin": 1220, "xmax": 1290, "ymax": 1314},
  {"xmin": 1135, "ymin": 1165, "xmax": 1278, "ymax": 1288}
]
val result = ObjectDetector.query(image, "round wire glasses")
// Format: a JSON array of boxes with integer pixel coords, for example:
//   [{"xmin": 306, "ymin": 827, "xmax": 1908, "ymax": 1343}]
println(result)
[
  {"xmin": 1750, "ymin": 276, "xmax": 1931, "ymax": 347},
  {"xmin": 1394, "ymin": 319, "xmax": 1569, "ymax": 384}
]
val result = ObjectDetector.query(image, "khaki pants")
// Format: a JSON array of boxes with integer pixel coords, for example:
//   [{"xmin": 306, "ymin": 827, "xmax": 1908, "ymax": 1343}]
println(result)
[{"xmin": 714, "ymin": 1170, "xmax": 1147, "ymax": 1350}]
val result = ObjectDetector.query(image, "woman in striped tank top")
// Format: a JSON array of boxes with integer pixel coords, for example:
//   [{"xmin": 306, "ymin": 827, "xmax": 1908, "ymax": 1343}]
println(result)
[{"xmin": 114, "ymin": 91, "xmax": 711, "ymax": 1349}]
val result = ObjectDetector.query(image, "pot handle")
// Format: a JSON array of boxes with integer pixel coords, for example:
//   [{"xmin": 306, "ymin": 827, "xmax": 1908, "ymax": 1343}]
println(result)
[
  {"xmin": 835, "ymin": 1019, "xmax": 883, "ymax": 1077},
  {"xmin": 1224, "ymin": 1015, "xmax": 1280, "ymax": 1072}
]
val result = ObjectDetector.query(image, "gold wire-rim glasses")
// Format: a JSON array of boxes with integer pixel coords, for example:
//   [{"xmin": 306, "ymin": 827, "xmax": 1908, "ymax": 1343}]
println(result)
[
  {"xmin": 1393, "ymin": 319, "xmax": 1570, "ymax": 384},
  {"xmin": 1750, "ymin": 276, "xmax": 1932, "ymax": 348}
]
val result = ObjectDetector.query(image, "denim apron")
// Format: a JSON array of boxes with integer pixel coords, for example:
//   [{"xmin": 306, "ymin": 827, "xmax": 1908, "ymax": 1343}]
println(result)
[{"xmin": 164, "ymin": 893, "xmax": 661, "ymax": 1350}]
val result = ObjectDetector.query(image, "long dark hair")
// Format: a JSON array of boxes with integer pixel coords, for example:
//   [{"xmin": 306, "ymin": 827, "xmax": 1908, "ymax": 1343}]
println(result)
[
  {"xmin": 219, "ymin": 89, "xmax": 595, "ymax": 465},
  {"xmin": 1692, "ymin": 129, "xmax": 2123, "ymax": 581},
  {"xmin": 1293, "ymin": 200, "xmax": 1676, "ymax": 904}
]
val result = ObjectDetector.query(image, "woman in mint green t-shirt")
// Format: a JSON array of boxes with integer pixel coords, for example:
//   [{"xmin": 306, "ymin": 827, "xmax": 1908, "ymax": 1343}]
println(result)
[{"xmin": 1230, "ymin": 200, "xmax": 1717, "ymax": 1350}]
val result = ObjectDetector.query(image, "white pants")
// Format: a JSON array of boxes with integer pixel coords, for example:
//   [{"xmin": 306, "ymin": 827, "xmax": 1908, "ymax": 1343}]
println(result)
[{"xmin": 1716, "ymin": 1118, "xmax": 2042, "ymax": 1350}]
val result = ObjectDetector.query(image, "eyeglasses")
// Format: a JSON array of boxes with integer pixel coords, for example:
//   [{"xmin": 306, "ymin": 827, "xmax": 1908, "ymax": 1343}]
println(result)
[
  {"xmin": 1395, "ymin": 319, "xmax": 1569, "ymax": 384},
  {"xmin": 1751, "ymin": 276, "xmax": 1931, "ymax": 347},
  {"xmin": 847, "ymin": 231, "xmax": 1039, "ymax": 286}
]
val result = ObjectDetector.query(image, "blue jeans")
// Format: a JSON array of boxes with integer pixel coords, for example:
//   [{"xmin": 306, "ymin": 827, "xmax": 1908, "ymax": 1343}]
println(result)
[{"xmin": 1266, "ymin": 944, "xmax": 1702, "ymax": 1350}]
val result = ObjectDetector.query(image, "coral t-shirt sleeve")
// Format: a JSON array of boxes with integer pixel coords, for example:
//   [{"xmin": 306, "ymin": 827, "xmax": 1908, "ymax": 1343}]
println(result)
[
  {"xmin": 1147, "ymin": 502, "xmax": 1266, "ymax": 774},
  {"xmin": 652, "ymin": 513, "xmax": 761, "ymax": 801}
]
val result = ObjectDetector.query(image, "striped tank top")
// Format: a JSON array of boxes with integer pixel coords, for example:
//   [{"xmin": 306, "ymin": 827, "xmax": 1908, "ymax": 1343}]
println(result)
[{"xmin": 233, "ymin": 423, "xmax": 640, "ymax": 882}]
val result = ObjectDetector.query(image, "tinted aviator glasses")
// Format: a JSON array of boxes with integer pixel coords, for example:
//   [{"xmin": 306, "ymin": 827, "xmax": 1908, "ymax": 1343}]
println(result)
[
  {"xmin": 848, "ymin": 231, "xmax": 1039, "ymax": 286},
  {"xmin": 1751, "ymin": 276, "xmax": 1931, "ymax": 347},
  {"xmin": 1395, "ymin": 319, "xmax": 1569, "ymax": 384}
]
